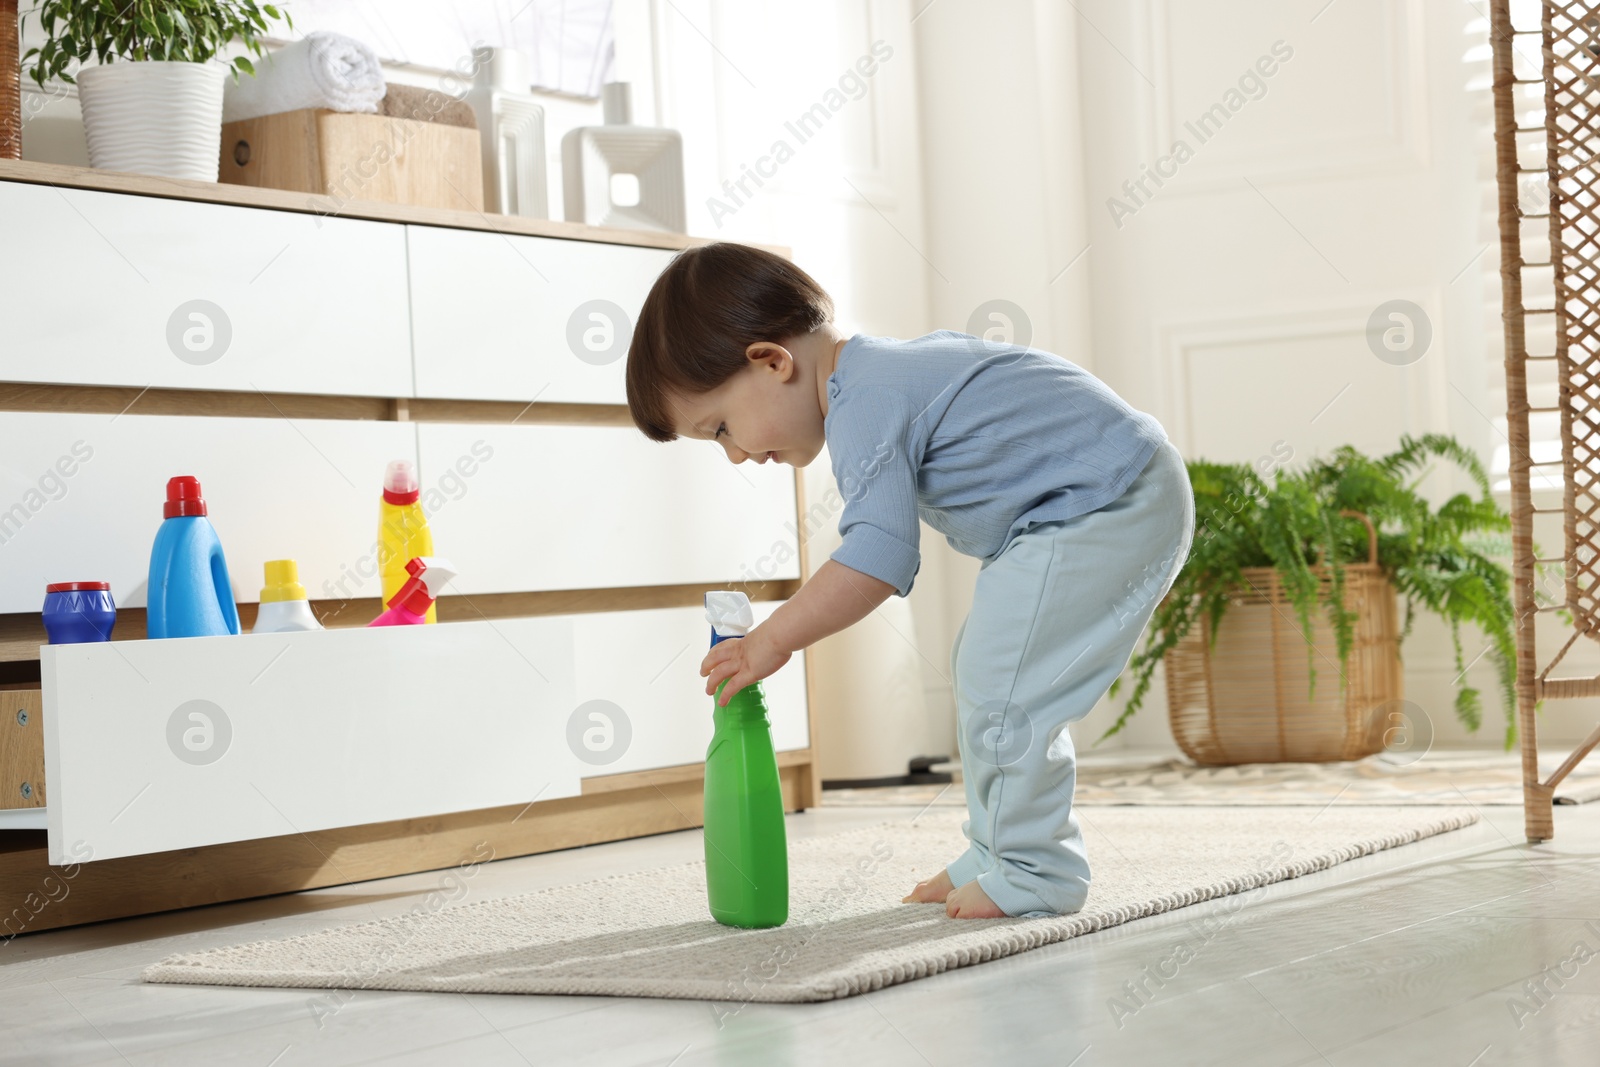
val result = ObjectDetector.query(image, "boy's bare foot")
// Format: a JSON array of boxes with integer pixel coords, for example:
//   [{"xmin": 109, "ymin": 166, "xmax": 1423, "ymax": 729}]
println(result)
[
  {"xmin": 900, "ymin": 868, "xmax": 955, "ymax": 904},
  {"xmin": 945, "ymin": 879, "xmax": 1007, "ymax": 919}
]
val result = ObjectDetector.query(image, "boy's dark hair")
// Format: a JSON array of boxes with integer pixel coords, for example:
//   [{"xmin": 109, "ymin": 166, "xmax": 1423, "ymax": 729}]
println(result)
[{"xmin": 626, "ymin": 242, "xmax": 835, "ymax": 442}]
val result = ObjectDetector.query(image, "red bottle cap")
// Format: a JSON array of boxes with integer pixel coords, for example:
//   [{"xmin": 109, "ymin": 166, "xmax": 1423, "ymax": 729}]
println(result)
[
  {"xmin": 164, "ymin": 475, "xmax": 208, "ymax": 518},
  {"xmin": 45, "ymin": 581, "xmax": 111, "ymax": 592}
]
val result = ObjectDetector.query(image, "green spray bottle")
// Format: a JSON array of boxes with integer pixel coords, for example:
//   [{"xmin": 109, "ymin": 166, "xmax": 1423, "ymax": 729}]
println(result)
[{"xmin": 703, "ymin": 591, "xmax": 789, "ymax": 928}]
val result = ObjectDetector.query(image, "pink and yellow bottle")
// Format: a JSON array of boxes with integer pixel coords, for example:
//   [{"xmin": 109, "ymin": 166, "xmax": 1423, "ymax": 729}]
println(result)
[{"xmin": 369, "ymin": 557, "xmax": 457, "ymax": 627}]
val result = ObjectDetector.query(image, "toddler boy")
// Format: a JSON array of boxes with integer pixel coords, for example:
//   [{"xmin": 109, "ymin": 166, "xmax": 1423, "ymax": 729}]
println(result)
[{"xmin": 625, "ymin": 243, "xmax": 1194, "ymax": 919}]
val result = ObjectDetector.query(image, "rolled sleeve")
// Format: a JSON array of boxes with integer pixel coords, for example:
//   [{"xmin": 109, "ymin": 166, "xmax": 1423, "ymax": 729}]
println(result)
[{"xmin": 831, "ymin": 521, "xmax": 921, "ymax": 597}]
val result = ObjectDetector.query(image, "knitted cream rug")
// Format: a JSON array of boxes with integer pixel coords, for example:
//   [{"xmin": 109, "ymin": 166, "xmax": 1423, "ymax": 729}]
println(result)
[
  {"xmin": 142, "ymin": 806, "xmax": 1477, "ymax": 1003},
  {"xmin": 824, "ymin": 751, "xmax": 1600, "ymax": 808}
]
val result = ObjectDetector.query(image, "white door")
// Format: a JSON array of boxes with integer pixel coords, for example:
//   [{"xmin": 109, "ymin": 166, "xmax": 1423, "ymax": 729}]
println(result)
[{"xmin": 1068, "ymin": 0, "xmax": 1506, "ymax": 749}]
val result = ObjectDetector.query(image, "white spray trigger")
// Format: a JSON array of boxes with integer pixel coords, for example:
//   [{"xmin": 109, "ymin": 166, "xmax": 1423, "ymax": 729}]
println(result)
[
  {"xmin": 413, "ymin": 557, "xmax": 458, "ymax": 597},
  {"xmin": 704, "ymin": 590, "xmax": 754, "ymax": 638}
]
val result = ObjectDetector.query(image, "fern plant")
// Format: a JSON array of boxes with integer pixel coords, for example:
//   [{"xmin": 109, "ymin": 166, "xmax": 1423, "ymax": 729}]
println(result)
[{"xmin": 1101, "ymin": 433, "xmax": 1564, "ymax": 751}]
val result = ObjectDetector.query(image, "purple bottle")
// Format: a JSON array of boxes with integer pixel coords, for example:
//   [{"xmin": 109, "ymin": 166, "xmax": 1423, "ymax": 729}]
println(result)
[{"xmin": 42, "ymin": 582, "xmax": 117, "ymax": 644}]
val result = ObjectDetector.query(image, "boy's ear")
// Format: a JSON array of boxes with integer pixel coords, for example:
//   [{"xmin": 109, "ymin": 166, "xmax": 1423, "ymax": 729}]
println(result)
[{"xmin": 744, "ymin": 341, "xmax": 795, "ymax": 382}]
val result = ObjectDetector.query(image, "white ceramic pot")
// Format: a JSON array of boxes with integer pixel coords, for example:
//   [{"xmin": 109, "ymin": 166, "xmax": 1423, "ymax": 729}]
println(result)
[{"xmin": 76, "ymin": 61, "xmax": 227, "ymax": 181}]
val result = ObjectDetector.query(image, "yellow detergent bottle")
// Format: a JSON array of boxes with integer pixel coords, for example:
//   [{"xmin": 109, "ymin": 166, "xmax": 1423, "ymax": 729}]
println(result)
[{"xmin": 378, "ymin": 460, "xmax": 436, "ymax": 624}]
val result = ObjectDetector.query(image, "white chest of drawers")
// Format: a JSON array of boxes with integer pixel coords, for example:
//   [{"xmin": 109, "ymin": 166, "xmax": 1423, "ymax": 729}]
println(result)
[{"xmin": 0, "ymin": 160, "xmax": 817, "ymax": 932}]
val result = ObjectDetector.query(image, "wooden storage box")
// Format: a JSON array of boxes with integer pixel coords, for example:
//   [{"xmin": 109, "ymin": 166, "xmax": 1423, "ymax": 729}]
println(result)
[{"xmin": 219, "ymin": 108, "xmax": 484, "ymax": 212}]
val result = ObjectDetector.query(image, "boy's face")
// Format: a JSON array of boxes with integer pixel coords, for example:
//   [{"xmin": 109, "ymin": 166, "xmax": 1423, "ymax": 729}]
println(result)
[{"xmin": 669, "ymin": 344, "xmax": 825, "ymax": 467}]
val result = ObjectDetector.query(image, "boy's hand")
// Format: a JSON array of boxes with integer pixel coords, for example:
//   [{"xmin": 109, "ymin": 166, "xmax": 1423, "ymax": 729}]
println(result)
[{"xmin": 702, "ymin": 626, "xmax": 792, "ymax": 706}]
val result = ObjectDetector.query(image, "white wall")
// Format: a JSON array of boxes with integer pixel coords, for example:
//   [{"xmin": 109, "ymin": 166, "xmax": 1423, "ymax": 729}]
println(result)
[
  {"xmin": 19, "ymin": 0, "xmax": 1571, "ymax": 763},
  {"xmin": 908, "ymin": 1, "xmax": 1097, "ymax": 761},
  {"xmin": 1048, "ymin": 0, "xmax": 1574, "ymax": 753},
  {"xmin": 904, "ymin": 0, "xmax": 1570, "ymax": 759}
]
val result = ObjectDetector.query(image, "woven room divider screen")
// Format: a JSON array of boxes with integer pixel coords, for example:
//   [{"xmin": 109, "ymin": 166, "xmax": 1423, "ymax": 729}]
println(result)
[{"xmin": 1490, "ymin": 0, "xmax": 1600, "ymax": 842}]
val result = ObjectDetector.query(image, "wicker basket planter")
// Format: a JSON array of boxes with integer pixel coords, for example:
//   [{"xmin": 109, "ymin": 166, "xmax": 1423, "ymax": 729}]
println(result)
[{"xmin": 1162, "ymin": 511, "xmax": 1404, "ymax": 765}]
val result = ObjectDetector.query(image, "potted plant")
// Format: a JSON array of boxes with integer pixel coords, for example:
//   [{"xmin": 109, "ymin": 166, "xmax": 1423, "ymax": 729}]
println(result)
[
  {"xmin": 1101, "ymin": 433, "xmax": 1562, "ymax": 758},
  {"xmin": 21, "ymin": 0, "xmax": 290, "ymax": 181}
]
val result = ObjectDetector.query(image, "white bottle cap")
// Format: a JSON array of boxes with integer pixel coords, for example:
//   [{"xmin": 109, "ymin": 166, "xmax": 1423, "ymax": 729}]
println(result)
[
  {"xmin": 413, "ymin": 557, "xmax": 459, "ymax": 598},
  {"xmin": 383, "ymin": 460, "xmax": 418, "ymax": 496}
]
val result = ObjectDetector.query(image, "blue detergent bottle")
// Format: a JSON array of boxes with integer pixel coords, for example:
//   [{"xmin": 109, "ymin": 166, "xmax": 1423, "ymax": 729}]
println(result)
[{"xmin": 146, "ymin": 476, "xmax": 241, "ymax": 639}]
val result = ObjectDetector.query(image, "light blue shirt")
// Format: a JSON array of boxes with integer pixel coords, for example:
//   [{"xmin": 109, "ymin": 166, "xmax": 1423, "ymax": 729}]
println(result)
[{"xmin": 824, "ymin": 330, "xmax": 1169, "ymax": 596}]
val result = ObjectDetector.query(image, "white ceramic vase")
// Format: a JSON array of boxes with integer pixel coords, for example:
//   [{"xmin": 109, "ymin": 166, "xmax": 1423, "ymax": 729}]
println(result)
[
  {"xmin": 76, "ymin": 61, "xmax": 227, "ymax": 181},
  {"xmin": 561, "ymin": 81, "xmax": 685, "ymax": 233},
  {"xmin": 464, "ymin": 47, "xmax": 549, "ymax": 218}
]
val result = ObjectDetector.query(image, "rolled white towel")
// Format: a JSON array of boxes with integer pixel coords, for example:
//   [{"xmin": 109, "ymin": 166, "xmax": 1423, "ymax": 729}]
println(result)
[{"xmin": 223, "ymin": 32, "xmax": 386, "ymax": 123}]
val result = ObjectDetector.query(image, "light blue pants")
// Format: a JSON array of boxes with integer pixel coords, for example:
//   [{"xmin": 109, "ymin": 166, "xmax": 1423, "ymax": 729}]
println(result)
[{"xmin": 944, "ymin": 438, "xmax": 1195, "ymax": 917}]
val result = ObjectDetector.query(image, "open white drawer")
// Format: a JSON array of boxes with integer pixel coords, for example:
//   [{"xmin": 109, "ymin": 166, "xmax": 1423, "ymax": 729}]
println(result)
[{"xmin": 41, "ymin": 601, "xmax": 807, "ymax": 864}]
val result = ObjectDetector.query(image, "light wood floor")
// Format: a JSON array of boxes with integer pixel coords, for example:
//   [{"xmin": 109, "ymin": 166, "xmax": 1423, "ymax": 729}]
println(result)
[{"xmin": 3, "ymin": 767, "xmax": 1599, "ymax": 1065}]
